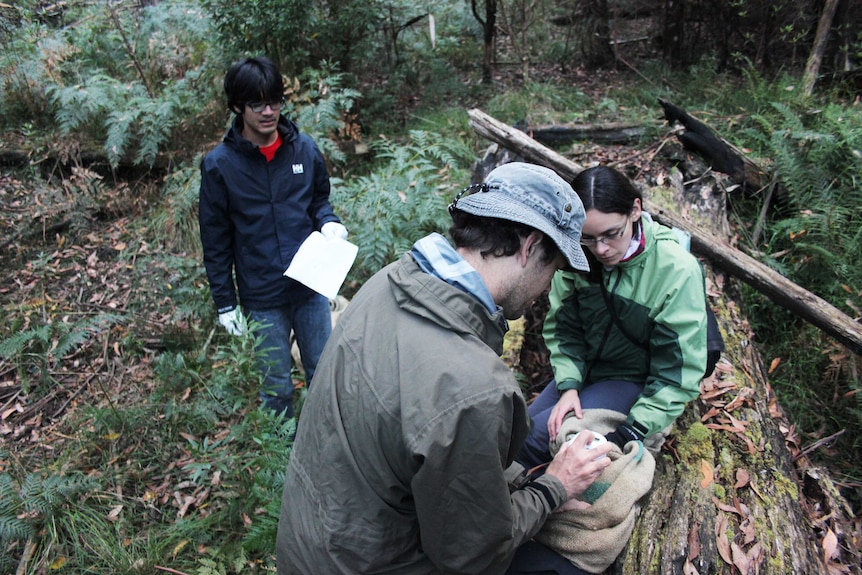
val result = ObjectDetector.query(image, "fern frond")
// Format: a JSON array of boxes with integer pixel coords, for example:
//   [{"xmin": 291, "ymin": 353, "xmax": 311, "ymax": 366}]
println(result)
[
  {"xmin": 0, "ymin": 324, "xmax": 52, "ymax": 360},
  {"xmin": 0, "ymin": 515, "xmax": 33, "ymax": 542},
  {"xmin": 52, "ymin": 313, "xmax": 122, "ymax": 360},
  {"xmin": 0, "ymin": 474, "xmax": 22, "ymax": 517},
  {"xmin": 135, "ymin": 94, "xmax": 177, "ymax": 166},
  {"xmin": 105, "ymin": 106, "xmax": 142, "ymax": 166},
  {"xmin": 48, "ymin": 74, "xmax": 128, "ymax": 135}
]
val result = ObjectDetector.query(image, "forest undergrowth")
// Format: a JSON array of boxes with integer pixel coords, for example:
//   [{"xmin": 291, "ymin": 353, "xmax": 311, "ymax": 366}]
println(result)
[{"xmin": 2, "ymin": 50, "xmax": 862, "ymax": 575}]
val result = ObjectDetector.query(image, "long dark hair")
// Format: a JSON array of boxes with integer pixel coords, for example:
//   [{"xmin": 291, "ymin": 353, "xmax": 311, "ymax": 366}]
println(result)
[
  {"xmin": 571, "ymin": 166, "xmax": 642, "ymax": 281},
  {"xmin": 572, "ymin": 166, "xmax": 641, "ymax": 214}
]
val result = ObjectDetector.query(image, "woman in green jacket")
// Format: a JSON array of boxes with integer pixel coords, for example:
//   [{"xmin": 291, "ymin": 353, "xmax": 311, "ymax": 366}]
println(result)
[{"xmin": 517, "ymin": 165, "xmax": 708, "ymax": 469}]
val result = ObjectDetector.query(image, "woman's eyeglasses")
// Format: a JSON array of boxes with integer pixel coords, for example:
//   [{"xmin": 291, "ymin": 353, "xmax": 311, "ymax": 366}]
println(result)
[{"xmin": 579, "ymin": 223, "xmax": 628, "ymax": 246}]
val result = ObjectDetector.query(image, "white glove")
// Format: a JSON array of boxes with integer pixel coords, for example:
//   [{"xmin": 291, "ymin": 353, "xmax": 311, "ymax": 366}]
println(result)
[
  {"xmin": 218, "ymin": 308, "xmax": 245, "ymax": 336},
  {"xmin": 321, "ymin": 222, "xmax": 348, "ymax": 241}
]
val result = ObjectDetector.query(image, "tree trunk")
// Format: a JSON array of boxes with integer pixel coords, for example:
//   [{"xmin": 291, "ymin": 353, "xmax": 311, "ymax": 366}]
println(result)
[
  {"xmin": 662, "ymin": 0, "xmax": 685, "ymax": 65},
  {"xmin": 803, "ymin": 0, "xmax": 841, "ymax": 97},
  {"xmin": 468, "ymin": 108, "xmax": 861, "ymax": 574},
  {"xmin": 471, "ymin": 0, "xmax": 498, "ymax": 84},
  {"xmin": 616, "ymin": 324, "xmax": 847, "ymax": 574}
]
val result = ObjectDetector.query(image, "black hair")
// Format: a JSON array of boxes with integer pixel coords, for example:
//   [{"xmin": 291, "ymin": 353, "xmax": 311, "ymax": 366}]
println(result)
[
  {"xmin": 571, "ymin": 165, "xmax": 642, "ymax": 282},
  {"xmin": 448, "ymin": 210, "xmax": 560, "ymax": 265},
  {"xmin": 223, "ymin": 56, "xmax": 284, "ymax": 114},
  {"xmin": 571, "ymin": 165, "xmax": 642, "ymax": 215}
]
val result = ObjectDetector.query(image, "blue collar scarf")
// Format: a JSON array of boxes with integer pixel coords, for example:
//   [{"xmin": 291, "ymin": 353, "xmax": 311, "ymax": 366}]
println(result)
[{"xmin": 411, "ymin": 233, "xmax": 498, "ymax": 315}]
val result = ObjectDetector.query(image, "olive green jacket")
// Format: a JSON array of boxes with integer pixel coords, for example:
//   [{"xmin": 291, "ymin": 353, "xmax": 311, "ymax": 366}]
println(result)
[{"xmin": 277, "ymin": 253, "xmax": 565, "ymax": 574}]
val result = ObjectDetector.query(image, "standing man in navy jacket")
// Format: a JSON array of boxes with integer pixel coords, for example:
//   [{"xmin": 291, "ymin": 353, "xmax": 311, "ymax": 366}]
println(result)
[{"xmin": 199, "ymin": 56, "xmax": 347, "ymax": 417}]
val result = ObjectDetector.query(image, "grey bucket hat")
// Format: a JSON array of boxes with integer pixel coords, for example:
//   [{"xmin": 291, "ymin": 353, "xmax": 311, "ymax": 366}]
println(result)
[{"xmin": 450, "ymin": 162, "xmax": 589, "ymax": 272}]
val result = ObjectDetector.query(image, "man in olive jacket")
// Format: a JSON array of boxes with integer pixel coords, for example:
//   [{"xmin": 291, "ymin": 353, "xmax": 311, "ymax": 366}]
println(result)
[{"xmin": 276, "ymin": 163, "xmax": 613, "ymax": 574}]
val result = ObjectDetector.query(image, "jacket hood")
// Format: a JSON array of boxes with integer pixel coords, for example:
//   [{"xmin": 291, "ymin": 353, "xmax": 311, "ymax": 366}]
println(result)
[
  {"xmin": 387, "ymin": 254, "xmax": 508, "ymax": 354},
  {"xmin": 223, "ymin": 115, "xmax": 298, "ymax": 154}
]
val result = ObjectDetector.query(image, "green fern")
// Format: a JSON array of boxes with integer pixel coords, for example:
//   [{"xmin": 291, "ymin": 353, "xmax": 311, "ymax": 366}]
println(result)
[
  {"xmin": 288, "ymin": 64, "xmax": 362, "ymax": 164},
  {"xmin": 0, "ymin": 313, "xmax": 122, "ymax": 390},
  {"xmin": 734, "ymin": 92, "xmax": 862, "ymax": 353},
  {"xmin": 149, "ymin": 160, "xmax": 203, "ymax": 254},
  {"xmin": 0, "ymin": 475, "xmax": 33, "ymax": 542},
  {"xmin": 0, "ymin": 472, "xmax": 98, "ymax": 547},
  {"xmin": 331, "ymin": 130, "xmax": 474, "ymax": 284},
  {"xmin": 0, "ymin": 323, "xmax": 52, "ymax": 361},
  {"xmin": 49, "ymin": 73, "xmax": 131, "ymax": 135}
]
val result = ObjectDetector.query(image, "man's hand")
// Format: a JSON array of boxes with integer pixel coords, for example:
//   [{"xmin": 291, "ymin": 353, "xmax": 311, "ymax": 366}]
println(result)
[
  {"xmin": 548, "ymin": 389, "xmax": 582, "ymax": 442},
  {"xmin": 321, "ymin": 222, "xmax": 348, "ymax": 240},
  {"xmin": 218, "ymin": 308, "xmax": 245, "ymax": 336},
  {"xmin": 545, "ymin": 430, "xmax": 613, "ymax": 501}
]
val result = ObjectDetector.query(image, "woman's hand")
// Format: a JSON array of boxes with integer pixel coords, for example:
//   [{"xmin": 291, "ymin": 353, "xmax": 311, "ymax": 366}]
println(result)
[{"xmin": 548, "ymin": 389, "xmax": 583, "ymax": 442}]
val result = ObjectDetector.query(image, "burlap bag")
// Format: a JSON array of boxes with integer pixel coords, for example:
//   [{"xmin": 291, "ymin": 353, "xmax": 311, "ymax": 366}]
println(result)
[{"xmin": 533, "ymin": 409, "xmax": 655, "ymax": 574}]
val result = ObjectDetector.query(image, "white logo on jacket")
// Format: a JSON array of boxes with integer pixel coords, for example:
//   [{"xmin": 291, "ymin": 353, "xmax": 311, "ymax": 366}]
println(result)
[{"xmin": 292, "ymin": 164, "xmax": 304, "ymax": 174}]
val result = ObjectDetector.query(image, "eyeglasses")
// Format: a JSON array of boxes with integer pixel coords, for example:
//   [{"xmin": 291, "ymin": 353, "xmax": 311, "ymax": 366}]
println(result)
[
  {"xmin": 246, "ymin": 99, "xmax": 285, "ymax": 113},
  {"xmin": 579, "ymin": 222, "xmax": 628, "ymax": 246}
]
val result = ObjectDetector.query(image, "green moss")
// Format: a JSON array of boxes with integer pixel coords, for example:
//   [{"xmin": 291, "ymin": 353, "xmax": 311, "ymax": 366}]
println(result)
[
  {"xmin": 718, "ymin": 447, "xmax": 736, "ymax": 483},
  {"xmin": 713, "ymin": 483, "xmax": 726, "ymax": 499},
  {"xmin": 772, "ymin": 471, "xmax": 799, "ymax": 499},
  {"xmin": 676, "ymin": 421, "xmax": 713, "ymax": 463},
  {"xmin": 646, "ymin": 184, "xmax": 676, "ymax": 211}
]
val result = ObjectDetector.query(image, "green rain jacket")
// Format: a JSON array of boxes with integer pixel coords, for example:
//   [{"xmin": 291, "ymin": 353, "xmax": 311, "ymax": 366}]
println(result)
[
  {"xmin": 544, "ymin": 213, "xmax": 708, "ymax": 437},
  {"xmin": 277, "ymin": 253, "xmax": 566, "ymax": 574}
]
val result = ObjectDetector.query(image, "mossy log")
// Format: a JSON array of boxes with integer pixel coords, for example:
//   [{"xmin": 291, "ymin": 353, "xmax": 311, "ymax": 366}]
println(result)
[
  {"xmin": 616, "ymin": 302, "xmax": 853, "ymax": 574},
  {"xmin": 469, "ymin": 109, "xmax": 861, "ymax": 574}
]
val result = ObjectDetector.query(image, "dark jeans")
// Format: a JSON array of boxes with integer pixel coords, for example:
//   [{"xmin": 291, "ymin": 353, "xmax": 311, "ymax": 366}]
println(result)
[
  {"xmin": 247, "ymin": 293, "xmax": 332, "ymax": 417},
  {"xmin": 517, "ymin": 379, "xmax": 644, "ymax": 470},
  {"xmin": 507, "ymin": 541, "xmax": 592, "ymax": 575}
]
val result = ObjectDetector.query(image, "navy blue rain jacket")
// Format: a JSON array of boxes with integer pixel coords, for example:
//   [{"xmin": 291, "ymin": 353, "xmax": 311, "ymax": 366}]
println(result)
[{"xmin": 199, "ymin": 116, "xmax": 341, "ymax": 311}]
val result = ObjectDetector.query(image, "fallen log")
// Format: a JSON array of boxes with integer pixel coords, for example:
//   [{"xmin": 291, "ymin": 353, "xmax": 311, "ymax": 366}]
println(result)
[
  {"xmin": 469, "ymin": 108, "xmax": 861, "ymax": 574},
  {"xmin": 657, "ymin": 98, "xmax": 792, "ymax": 221},
  {"xmin": 467, "ymin": 107, "xmax": 862, "ymax": 355},
  {"xmin": 657, "ymin": 98, "xmax": 765, "ymax": 189},
  {"xmin": 529, "ymin": 122, "xmax": 648, "ymax": 146}
]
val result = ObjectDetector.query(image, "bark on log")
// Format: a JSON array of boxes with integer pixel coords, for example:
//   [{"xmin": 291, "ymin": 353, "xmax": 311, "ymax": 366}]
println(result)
[
  {"xmin": 467, "ymin": 108, "xmax": 862, "ymax": 356},
  {"xmin": 616, "ymin": 321, "xmax": 854, "ymax": 574},
  {"xmin": 529, "ymin": 122, "xmax": 648, "ymax": 146},
  {"xmin": 658, "ymin": 98, "xmax": 772, "ymax": 194},
  {"xmin": 469, "ymin": 108, "xmax": 862, "ymax": 574}
]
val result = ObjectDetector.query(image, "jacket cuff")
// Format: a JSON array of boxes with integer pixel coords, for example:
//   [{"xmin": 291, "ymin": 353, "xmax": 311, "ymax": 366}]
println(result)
[
  {"xmin": 529, "ymin": 474, "xmax": 567, "ymax": 511},
  {"xmin": 555, "ymin": 379, "xmax": 582, "ymax": 392},
  {"xmin": 624, "ymin": 416, "xmax": 650, "ymax": 438}
]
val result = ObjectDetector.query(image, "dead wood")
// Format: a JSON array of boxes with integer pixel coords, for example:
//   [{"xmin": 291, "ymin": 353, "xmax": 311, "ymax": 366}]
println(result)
[
  {"xmin": 658, "ymin": 98, "xmax": 772, "ymax": 194},
  {"xmin": 468, "ymin": 108, "xmax": 861, "ymax": 574},
  {"xmin": 528, "ymin": 122, "xmax": 648, "ymax": 146},
  {"xmin": 467, "ymin": 107, "xmax": 862, "ymax": 356}
]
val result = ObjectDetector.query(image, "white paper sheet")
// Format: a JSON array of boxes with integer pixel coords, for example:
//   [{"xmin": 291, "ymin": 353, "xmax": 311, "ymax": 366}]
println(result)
[{"xmin": 284, "ymin": 231, "xmax": 358, "ymax": 299}]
